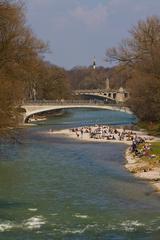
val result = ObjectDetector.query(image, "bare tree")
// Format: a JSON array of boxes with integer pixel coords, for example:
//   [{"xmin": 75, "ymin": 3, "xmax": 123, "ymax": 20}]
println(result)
[
  {"xmin": 105, "ymin": 16, "xmax": 160, "ymax": 121},
  {"xmin": 0, "ymin": 0, "xmax": 47, "ymax": 132}
]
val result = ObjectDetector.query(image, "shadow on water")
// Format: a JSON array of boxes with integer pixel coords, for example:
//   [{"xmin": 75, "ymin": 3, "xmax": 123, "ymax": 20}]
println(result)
[{"xmin": 0, "ymin": 200, "xmax": 27, "ymax": 209}]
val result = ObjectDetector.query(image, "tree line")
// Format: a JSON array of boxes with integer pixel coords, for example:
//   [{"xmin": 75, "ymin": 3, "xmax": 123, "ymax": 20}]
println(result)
[
  {"xmin": 68, "ymin": 65, "xmax": 128, "ymax": 91},
  {"xmin": 105, "ymin": 16, "xmax": 160, "ymax": 122},
  {"xmin": 0, "ymin": 0, "xmax": 70, "ymax": 132}
]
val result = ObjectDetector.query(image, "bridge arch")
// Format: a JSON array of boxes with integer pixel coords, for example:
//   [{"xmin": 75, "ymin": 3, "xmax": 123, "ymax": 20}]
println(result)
[{"xmin": 22, "ymin": 101, "xmax": 132, "ymax": 123}]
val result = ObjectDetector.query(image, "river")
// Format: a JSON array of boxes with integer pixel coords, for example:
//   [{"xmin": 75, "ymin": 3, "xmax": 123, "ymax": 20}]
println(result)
[{"xmin": 0, "ymin": 108, "xmax": 159, "ymax": 240}]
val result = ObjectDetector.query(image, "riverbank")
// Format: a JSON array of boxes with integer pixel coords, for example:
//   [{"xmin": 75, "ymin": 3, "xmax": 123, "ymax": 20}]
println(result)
[
  {"xmin": 52, "ymin": 125, "xmax": 158, "ymax": 144},
  {"xmin": 125, "ymin": 145, "xmax": 160, "ymax": 193},
  {"xmin": 51, "ymin": 125, "xmax": 160, "ymax": 192}
]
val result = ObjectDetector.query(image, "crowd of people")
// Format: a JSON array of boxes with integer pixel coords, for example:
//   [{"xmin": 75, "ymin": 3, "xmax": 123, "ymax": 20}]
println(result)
[
  {"xmin": 70, "ymin": 125, "xmax": 143, "ymax": 141},
  {"xmin": 70, "ymin": 124, "xmax": 155, "ymax": 158}
]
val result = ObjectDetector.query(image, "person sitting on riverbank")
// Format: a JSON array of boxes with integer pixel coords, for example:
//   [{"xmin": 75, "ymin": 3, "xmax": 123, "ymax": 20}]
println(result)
[{"xmin": 129, "ymin": 138, "xmax": 157, "ymax": 159}]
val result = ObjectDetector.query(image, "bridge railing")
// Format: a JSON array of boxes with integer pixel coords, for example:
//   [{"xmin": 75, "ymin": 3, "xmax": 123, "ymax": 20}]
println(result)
[
  {"xmin": 23, "ymin": 100, "xmax": 124, "ymax": 107},
  {"xmin": 75, "ymin": 89, "xmax": 105, "ymax": 93},
  {"xmin": 74, "ymin": 89, "xmax": 117, "ymax": 93}
]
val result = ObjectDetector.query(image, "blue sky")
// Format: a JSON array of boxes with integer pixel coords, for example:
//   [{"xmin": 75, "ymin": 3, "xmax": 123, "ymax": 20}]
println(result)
[{"xmin": 26, "ymin": 0, "xmax": 160, "ymax": 69}]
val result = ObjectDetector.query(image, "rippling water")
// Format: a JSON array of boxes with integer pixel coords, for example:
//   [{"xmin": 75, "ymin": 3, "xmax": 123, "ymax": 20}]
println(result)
[{"xmin": 0, "ymin": 109, "xmax": 159, "ymax": 239}]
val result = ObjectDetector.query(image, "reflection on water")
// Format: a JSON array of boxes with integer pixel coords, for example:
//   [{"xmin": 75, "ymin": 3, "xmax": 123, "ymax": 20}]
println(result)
[{"xmin": 0, "ymin": 109, "xmax": 159, "ymax": 239}]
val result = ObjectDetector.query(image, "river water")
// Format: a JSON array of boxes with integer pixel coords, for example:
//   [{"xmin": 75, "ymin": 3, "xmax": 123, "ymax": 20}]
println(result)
[{"xmin": 0, "ymin": 109, "xmax": 160, "ymax": 240}]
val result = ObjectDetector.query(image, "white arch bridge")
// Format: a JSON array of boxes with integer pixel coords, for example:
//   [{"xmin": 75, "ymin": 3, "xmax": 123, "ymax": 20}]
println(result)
[{"xmin": 21, "ymin": 100, "xmax": 132, "ymax": 123}]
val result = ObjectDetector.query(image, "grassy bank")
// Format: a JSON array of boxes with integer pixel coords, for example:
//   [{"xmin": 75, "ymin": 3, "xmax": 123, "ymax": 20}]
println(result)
[
  {"xmin": 125, "ymin": 142, "xmax": 160, "ymax": 192},
  {"xmin": 135, "ymin": 142, "xmax": 160, "ymax": 169}
]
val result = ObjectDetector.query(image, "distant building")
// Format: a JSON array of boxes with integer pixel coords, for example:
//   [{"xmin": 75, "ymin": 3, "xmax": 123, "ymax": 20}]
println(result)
[
  {"xmin": 105, "ymin": 78, "xmax": 110, "ymax": 91},
  {"xmin": 116, "ymin": 87, "xmax": 129, "ymax": 103},
  {"xmin": 92, "ymin": 56, "xmax": 96, "ymax": 69}
]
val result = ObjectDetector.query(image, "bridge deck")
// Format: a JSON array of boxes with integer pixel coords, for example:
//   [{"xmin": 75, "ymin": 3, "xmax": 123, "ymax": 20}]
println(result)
[
  {"xmin": 21, "ymin": 100, "xmax": 132, "ymax": 123},
  {"xmin": 23, "ymin": 100, "xmax": 119, "ymax": 106}
]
